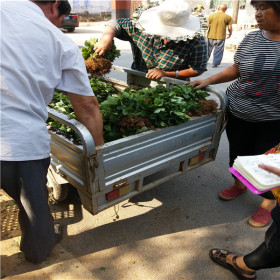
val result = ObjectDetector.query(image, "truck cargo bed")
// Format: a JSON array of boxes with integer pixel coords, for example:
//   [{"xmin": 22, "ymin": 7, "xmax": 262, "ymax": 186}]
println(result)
[{"xmin": 47, "ymin": 66, "xmax": 228, "ymax": 215}]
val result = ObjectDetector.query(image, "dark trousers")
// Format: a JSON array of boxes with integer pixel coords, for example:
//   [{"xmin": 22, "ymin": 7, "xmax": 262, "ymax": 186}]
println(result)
[
  {"xmin": 226, "ymin": 112, "xmax": 280, "ymax": 200},
  {"xmin": 1, "ymin": 158, "xmax": 56, "ymax": 263},
  {"xmin": 207, "ymin": 38, "xmax": 225, "ymax": 66},
  {"xmin": 244, "ymin": 203, "xmax": 280, "ymax": 270}
]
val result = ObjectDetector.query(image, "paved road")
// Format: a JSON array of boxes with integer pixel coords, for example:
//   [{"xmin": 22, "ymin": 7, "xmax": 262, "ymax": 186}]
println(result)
[{"xmin": 1, "ymin": 24, "xmax": 279, "ymax": 280}]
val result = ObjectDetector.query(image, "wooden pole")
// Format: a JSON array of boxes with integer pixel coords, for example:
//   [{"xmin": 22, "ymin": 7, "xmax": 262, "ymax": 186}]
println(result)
[
  {"xmin": 232, "ymin": 0, "xmax": 240, "ymax": 24},
  {"xmin": 111, "ymin": 0, "xmax": 131, "ymax": 20}
]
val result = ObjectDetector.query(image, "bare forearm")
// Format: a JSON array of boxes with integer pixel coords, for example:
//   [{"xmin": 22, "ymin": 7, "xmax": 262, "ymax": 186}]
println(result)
[
  {"xmin": 75, "ymin": 106, "xmax": 104, "ymax": 146},
  {"xmin": 259, "ymin": 164, "xmax": 280, "ymax": 177},
  {"xmin": 147, "ymin": 68, "xmax": 200, "ymax": 80},
  {"xmin": 187, "ymin": 64, "xmax": 239, "ymax": 89},
  {"xmin": 205, "ymin": 64, "xmax": 239, "ymax": 84},
  {"xmin": 94, "ymin": 26, "xmax": 116, "ymax": 56},
  {"xmin": 101, "ymin": 26, "xmax": 116, "ymax": 42},
  {"xmin": 165, "ymin": 68, "xmax": 200, "ymax": 79},
  {"xmin": 67, "ymin": 93, "xmax": 104, "ymax": 146},
  {"xmin": 227, "ymin": 25, "xmax": 233, "ymax": 38}
]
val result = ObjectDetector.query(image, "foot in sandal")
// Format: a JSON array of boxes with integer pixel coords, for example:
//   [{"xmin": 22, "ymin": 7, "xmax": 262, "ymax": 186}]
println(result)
[{"xmin": 209, "ymin": 248, "xmax": 256, "ymax": 279}]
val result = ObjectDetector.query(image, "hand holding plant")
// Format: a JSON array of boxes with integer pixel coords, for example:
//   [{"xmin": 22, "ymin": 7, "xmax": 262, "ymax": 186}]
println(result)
[{"xmin": 81, "ymin": 38, "xmax": 120, "ymax": 76}]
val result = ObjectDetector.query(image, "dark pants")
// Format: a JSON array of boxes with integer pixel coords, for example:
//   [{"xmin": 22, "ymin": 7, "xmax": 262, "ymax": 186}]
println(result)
[
  {"xmin": 207, "ymin": 38, "xmax": 225, "ymax": 66},
  {"xmin": 244, "ymin": 203, "xmax": 280, "ymax": 270},
  {"xmin": 226, "ymin": 112, "xmax": 280, "ymax": 200},
  {"xmin": 1, "ymin": 158, "xmax": 56, "ymax": 263}
]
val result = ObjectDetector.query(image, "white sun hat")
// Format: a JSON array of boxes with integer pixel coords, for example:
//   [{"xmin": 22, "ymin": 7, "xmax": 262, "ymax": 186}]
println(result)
[{"xmin": 135, "ymin": 0, "xmax": 202, "ymax": 42}]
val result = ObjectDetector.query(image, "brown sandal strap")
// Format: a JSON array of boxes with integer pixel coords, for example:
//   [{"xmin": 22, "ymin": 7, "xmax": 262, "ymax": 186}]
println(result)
[
  {"xmin": 232, "ymin": 256, "xmax": 256, "ymax": 276},
  {"xmin": 214, "ymin": 249, "xmax": 230, "ymax": 263}
]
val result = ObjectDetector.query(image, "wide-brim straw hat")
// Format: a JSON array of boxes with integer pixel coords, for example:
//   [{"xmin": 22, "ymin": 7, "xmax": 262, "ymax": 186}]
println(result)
[{"xmin": 134, "ymin": 0, "xmax": 201, "ymax": 42}]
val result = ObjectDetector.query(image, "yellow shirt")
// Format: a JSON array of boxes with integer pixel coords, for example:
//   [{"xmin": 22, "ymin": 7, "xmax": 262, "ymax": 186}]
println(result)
[{"xmin": 207, "ymin": 12, "xmax": 234, "ymax": 40}]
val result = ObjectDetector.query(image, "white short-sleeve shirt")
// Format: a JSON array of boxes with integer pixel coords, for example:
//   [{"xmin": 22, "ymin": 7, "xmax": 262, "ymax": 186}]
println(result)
[{"xmin": 0, "ymin": 0, "xmax": 94, "ymax": 161}]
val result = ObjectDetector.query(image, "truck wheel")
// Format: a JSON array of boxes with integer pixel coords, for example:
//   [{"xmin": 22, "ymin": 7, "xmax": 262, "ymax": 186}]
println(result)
[
  {"xmin": 51, "ymin": 182, "xmax": 69, "ymax": 202},
  {"xmin": 67, "ymin": 27, "xmax": 75, "ymax": 32}
]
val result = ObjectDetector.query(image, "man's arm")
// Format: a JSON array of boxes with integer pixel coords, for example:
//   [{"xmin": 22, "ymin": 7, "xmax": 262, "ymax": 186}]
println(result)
[
  {"xmin": 66, "ymin": 93, "xmax": 104, "ymax": 146},
  {"xmin": 207, "ymin": 14, "xmax": 212, "ymax": 28},
  {"xmin": 227, "ymin": 24, "xmax": 232, "ymax": 39}
]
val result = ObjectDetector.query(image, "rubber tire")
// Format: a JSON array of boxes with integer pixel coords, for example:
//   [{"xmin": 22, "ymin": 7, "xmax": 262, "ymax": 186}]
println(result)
[
  {"xmin": 52, "ymin": 182, "xmax": 69, "ymax": 202},
  {"xmin": 67, "ymin": 27, "xmax": 75, "ymax": 32}
]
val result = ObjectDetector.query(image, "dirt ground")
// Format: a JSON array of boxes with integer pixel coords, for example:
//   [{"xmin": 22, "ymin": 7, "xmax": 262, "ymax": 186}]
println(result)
[
  {"xmin": 0, "ymin": 189, "xmax": 73, "ymax": 279},
  {"xmin": 1, "ymin": 190, "xmax": 22, "ymax": 279},
  {"xmin": 1, "ymin": 191, "xmax": 21, "ymax": 240}
]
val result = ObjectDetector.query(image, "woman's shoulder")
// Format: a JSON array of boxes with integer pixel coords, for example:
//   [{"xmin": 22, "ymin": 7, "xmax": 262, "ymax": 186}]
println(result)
[
  {"xmin": 238, "ymin": 30, "xmax": 263, "ymax": 46},
  {"xmin": 244, "ymin": 29, "xmax": 262, "ymax": 39}
]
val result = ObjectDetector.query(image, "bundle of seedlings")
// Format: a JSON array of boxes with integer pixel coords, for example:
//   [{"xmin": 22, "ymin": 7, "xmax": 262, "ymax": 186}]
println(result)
[
  {"xmin": 81, "ymin": 38, "xmax": 120, "ymax": 76},
  {"xmin": 47, "ymin": 82, "xmax": 218, "ymax": 143},
  {"xmin": 47, "ymin": 78, "xmax": 117, "ymax": 144},
  {"xmin": 47, "ymin": 90, "xmax": 80, "ymax": 144},
  {"xmin": 100, "ymin": 84, "xmax": 218, "ymax": 142}
]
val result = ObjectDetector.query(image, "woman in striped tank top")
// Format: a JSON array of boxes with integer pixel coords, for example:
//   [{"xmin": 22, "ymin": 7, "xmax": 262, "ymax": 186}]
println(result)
[{"xmin": 189, "ymin": 1, "xmax": 280, "ymax": 278}]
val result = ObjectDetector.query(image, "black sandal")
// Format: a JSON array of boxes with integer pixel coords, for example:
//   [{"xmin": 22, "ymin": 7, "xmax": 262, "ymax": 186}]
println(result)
[{"xmin": 209, "ymin": 248, "xmax": 256, "ymax": 280}]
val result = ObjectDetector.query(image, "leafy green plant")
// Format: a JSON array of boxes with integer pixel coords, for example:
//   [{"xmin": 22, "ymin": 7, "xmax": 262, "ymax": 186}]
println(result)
[
  {"xmin": 90, "ymin": 78, "xmax": 117, "ymax": 103},
  {"xmin": 47, "ymin": 83, "xmax": 210, "ymax": 143},
  {"xmin": 47, "ymin": 90, "xmax": 79, "ymax": 139},
  {"xmin": 47, "ymin": 80, "xmax": 117, "ymax": 141},
  {"xmin": 81, "ymin": 38, "xmax": 120, "ymax": 62},
  {"xmin": 100, "ymin": 84, "xmax": 209, "ymax": 141}
]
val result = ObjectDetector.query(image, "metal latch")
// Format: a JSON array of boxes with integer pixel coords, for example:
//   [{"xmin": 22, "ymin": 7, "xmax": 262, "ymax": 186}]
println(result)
[
  {"xmin": 199, "ymin": 146, "xmax": 208, "ymax": 153},
  {"xmin": 88, "ymin": 154, "xmax": 98, "ymax": 169},
  {"xmin": 113, "ymin": 179, "xmax": 128, "ymax": 189},
  {"xmin": 56, "ymin": 164, "xmax": 66, "ymax": 178}
]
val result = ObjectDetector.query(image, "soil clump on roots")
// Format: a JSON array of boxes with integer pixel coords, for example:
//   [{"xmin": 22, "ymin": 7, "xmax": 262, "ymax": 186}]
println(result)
[
  {"xmin": 85, "ymin": 57, "xmax": 112, "ymax": 76},
  {"xmin": 188, "ymin": 99, "xmax": 218, "ymax": 117},
  {"xmin": 119, "ymin": 116, "xmax": 155, "ymax": 133}
]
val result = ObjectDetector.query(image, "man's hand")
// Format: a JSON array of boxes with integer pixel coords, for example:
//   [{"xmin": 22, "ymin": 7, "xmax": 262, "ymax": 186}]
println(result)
[
  {"xmin": 258, "ymin": 164, "xmax": 280, "ymax": 177},
  {"xmin": 227, "ymin": 25, "xmax": 232, "ymax": 39},
  {"xmin": 146, "ymin": 69, "xmax": 166, "ymax": 79}
]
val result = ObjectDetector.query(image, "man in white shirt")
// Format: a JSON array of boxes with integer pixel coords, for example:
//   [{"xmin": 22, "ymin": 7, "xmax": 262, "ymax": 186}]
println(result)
[{"xmin": 0, "ymin": 0, "xmax": 104, "ymax": 263}]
